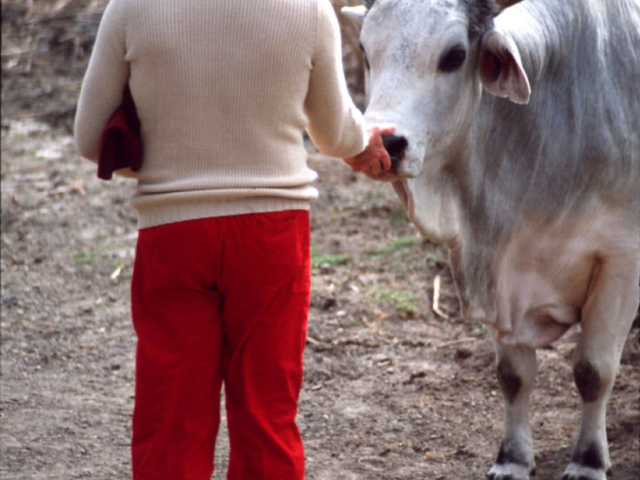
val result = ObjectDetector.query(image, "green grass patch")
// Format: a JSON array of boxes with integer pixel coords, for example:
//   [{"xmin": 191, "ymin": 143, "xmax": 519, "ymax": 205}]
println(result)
[
  {"xmin": 73, "ymin": 250, "xmax": 95, "ymax": 268},
  {"xmin": 311, "ymin": 253, "xmax": 350, "ymax": 268},
  {"xmin": 426, "ymin": 252, "xmax": 443, "ymax": 263},
  {"xmin": 390, "ymin": 207, "xmax": 409, "ymax": 226},
  {"xmin": 469, "ymin": 322, "xmax": 489, "ymax": 338},
  {"xmin": 367, "ymin": 236, "xmax": 421, "ymax": 256},
  {"xmin": 369, "ymin": 286, "xmax": 418, "ymax": 318},
  {"xmin": 349, "ymin": 318, "xmax": 364, "ymax": 327},
  {"xmin": 362, "ymin": 189, "xmax": 389, "ymax": 208},
  {"xmin": 310, "ymin": 245, "xmax": 350, "ymax": 269}
]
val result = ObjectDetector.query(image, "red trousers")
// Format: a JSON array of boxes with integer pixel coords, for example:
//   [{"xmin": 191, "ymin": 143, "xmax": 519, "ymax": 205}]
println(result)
[{"xmin": 130, "ymin": 211, "xmax": 311, "ymax": 480}]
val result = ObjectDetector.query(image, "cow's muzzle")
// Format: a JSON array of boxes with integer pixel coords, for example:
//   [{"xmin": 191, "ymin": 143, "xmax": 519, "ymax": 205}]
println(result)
[{"xmin": 381, "ymin": 134, "xmax": 408, "ymax": 173}]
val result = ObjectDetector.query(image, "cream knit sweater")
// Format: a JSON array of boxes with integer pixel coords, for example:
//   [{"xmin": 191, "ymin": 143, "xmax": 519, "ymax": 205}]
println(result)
[{"xmin": 75, "ymin": 0, "xmax": 368, "ymax": 229}]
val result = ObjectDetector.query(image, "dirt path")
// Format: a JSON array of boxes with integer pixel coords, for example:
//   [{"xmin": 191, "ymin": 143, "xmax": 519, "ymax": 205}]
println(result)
[{"xmin": 1, "ymin": 2, "xmax": 638, "ymax": 479}]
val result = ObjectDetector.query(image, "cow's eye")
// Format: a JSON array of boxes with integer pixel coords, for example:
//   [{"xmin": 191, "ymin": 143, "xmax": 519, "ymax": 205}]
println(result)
[
  {"xmin": 438, "ymin": 46, "xmax": 466, "ymax": 73},
  {"xmin": 359, "ymin": 42, "xmax": 371, "ymax": 71}
]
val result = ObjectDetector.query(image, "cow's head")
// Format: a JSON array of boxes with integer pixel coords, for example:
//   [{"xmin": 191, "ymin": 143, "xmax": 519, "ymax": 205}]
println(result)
[{"xmin": 343, "ymin": 0, "xmax": 530, "ymax": 180}]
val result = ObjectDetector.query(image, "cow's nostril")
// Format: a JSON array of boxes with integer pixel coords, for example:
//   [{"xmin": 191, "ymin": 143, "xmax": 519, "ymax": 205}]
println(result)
[
  {"xmin": 381, "ymin": 134, "xmax": 408, "ymax": 173},
  {"xmin": 381, "ymin": 134, "xmax": 408, "ymax": 160}
]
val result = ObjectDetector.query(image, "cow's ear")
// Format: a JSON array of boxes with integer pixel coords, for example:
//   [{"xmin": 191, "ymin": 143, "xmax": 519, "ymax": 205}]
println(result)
[
  {"xmin": 341, "ymin": 5, "xmax": 367, "ymax": 31},
  {"xmin": 479, "ymin": 31, "xmax": 531, "ymax": 104}
]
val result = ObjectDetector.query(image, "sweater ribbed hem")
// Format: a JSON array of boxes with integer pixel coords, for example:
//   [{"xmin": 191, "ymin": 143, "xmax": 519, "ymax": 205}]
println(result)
[{"xmin": 134, "ymin": 195, "xmax": 313, "ymax": 230}]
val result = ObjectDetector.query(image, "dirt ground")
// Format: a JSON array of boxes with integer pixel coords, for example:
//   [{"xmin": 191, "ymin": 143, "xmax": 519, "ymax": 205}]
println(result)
[{"xmin": 1, "ymin": 2, "xmax": 638, "ymax": 479}]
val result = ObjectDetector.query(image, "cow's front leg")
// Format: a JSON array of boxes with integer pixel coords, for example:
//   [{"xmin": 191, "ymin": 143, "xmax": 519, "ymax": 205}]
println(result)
[
  {"xmin": 487, "ymin": 344, "xmax": 537, "ymax": 480},
  {"xmin": 562, "ymin": 333, "xmax": 623, "ymax": 480},
  {"xmin": 561, "ymin": 255, "xmax": 639, "ymax": 480}
]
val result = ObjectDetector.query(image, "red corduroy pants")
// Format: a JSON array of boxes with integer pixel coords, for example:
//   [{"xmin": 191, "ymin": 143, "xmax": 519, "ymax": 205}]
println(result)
[{"xmin": 130, "ymin": 211, "xmax": 310, "ymax": 480}]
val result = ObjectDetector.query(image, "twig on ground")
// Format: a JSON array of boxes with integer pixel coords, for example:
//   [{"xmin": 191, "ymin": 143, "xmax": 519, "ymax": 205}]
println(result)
[
  {"xmin": 435, "ymin": 338, "xmax": 478, "ymax": 350},
  {"xmin": 306, "ymin": 336, "xmax": 320, "ymax": 346},
  {"xmin": 432, "ymin": 275, "xmax": 450, "ymax": 320},
  {"xmin": 36, "ymin": 182, "xmax": 85, "ymax": 201}
]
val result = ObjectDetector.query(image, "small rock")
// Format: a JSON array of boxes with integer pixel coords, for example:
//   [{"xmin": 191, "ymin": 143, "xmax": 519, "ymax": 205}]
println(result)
[
  {"xmin": 319, "ymin": 264, "xmax": 334, "ymax": 275},
  {"xmin": 425, "ymin": 451, "xmax": 446, "ymax": 462},
  {"xmin": 321, "ymin": 297, "xmax": 336, "ymax": 311}
]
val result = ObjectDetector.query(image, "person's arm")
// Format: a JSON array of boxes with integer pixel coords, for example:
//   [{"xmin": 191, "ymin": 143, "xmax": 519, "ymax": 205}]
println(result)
[
  {"xmin": 303, "ymin": 0, "xmax": 370, "ymax": 159},
  {"xmin": 74, "ymin": 0, "xmax": 130, "ymax": 164},
  {"xmin": 304, "ymin": 0, "xmax": 393, "ymax": 176}
]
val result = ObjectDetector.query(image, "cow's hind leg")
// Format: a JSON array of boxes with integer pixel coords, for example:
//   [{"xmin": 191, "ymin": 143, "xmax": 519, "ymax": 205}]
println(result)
[
  {"xmin": 562, "ymin": 254, "xmax": 640, "ymax": 480},
  {"xmin": 487, "ymin": 345, "xmax": 537, "ymax": 480}
]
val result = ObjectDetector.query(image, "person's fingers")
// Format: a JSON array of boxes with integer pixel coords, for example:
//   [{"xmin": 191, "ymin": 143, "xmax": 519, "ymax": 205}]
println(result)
[
  {"xmin": 377, "ymin": 124, "xmax": 396, "ymax": 137},
  {"xmin": 380, "ymin": 149, "xmax": 392, "ymax": 170},
  {"xmin": 369, "ymin": 159, "xmax": 381, "ymax": 176},
  {"xmin": 366, "ymin": 140, "xmax": 391, "ymax": 171},
  {"xmin": 367, "ymin": 123, "xmax": 396, "ymax": 139},
  {"xmin": 366, "ymin": 124, "xmax": 396, "ymax": 171}
]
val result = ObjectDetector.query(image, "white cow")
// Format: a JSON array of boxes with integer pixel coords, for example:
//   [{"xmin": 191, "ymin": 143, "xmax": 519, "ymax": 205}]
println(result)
[{"xmin": 342, "ymin": 1, "xmax": 640, "ymax": 479}]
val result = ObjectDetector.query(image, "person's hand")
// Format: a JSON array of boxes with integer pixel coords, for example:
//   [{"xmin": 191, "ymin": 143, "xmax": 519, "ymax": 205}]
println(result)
[{"xmin": 343, "ymin": 124, "xmax": 396, "ymax": 177}]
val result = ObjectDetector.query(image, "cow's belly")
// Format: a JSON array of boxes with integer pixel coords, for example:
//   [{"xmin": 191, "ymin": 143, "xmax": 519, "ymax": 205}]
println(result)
[{"xmin": 491, "ymin": 207, "xmax": 633, "ymax": 349}]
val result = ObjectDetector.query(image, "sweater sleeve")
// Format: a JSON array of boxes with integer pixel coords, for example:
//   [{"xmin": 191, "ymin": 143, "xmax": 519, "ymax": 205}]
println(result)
[
  {"xmin": 304, "ymin": 0, "xmax": 368, "ymax": 159},
  {"xmin": 74, "ymin": 0, "xmax": 130, "ymax": 163}
]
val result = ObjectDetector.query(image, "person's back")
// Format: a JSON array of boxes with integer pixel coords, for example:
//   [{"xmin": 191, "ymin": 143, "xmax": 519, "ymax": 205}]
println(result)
[{"xmin": 76, "ymin": 0, "xmax": 367, "ymax": 228}]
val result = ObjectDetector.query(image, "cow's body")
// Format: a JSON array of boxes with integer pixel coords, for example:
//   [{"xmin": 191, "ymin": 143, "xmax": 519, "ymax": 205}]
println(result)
[{"xmin": 343, "ymin": 1, "xmax": 640, "ymax": 479}]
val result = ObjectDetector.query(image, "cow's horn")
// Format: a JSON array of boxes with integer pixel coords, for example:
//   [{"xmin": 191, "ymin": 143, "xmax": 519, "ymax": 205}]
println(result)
[
  {"xmin": 364, "ymin": 0, "xmax": 377, "ymax": 9},
  {"xmin": 495, "ymin": 0, "xmax": 524, "ymax": 8}
]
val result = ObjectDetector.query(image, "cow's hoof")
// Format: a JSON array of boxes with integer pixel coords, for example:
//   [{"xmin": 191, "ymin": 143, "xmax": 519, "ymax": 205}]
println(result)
[
  {"xmin": 561, "ymin": 463, "xmax": 609, "ymax": 480},
  {"xmin": 486, "ymin": 462, "xmax": 533, "ymax": 480}
]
